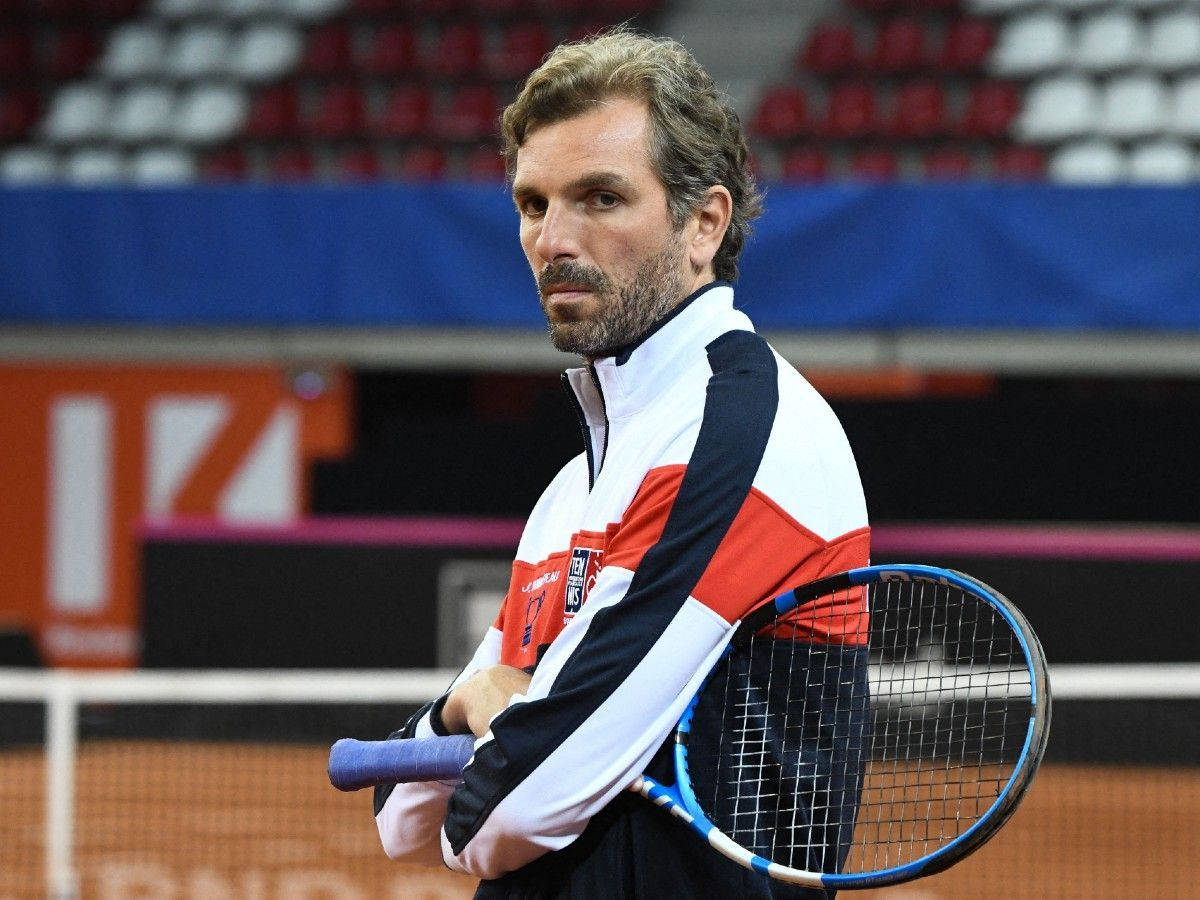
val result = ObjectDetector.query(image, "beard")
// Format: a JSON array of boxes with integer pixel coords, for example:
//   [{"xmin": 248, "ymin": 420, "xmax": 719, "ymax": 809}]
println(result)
[{"xmin": 537, "ymin": 238, "xmax": 687, "ymax": 359}]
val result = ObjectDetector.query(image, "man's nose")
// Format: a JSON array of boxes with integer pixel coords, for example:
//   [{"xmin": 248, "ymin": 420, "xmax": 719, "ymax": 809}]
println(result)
[{"xmin": 533, "ymin": 202, "xmax": 581, "ymax": 263}]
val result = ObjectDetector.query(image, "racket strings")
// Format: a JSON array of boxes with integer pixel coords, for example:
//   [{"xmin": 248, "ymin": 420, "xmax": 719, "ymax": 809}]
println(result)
[{"xmin": 686, "ymin": 578, "xmax": 1034, "ymax": 876}]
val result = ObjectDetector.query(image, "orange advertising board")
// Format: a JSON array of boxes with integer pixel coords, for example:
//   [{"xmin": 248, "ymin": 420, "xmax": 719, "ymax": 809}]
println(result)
[{"xmin": 0, "ymin": 364, "xmax": 350, "ymax": 668}]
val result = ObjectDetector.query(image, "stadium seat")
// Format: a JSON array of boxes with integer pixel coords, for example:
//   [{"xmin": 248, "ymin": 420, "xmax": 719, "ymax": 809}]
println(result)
[
  {"xmin": 0, "ymin": 90, "xmax": 42, "ymax": 140},
  {"xmin": 751, "ymin": 84, "xmax": 807, "ymax": 140},
  {"xmin": 337, "ymin": 147, "xmax": 383, "ymax": 180},
  {"xmin": 307, "ymin": 84, "xmax": 367, "ymax": 138},
  {"xmin": 1168, "ymin": 76, "xmax": 1200, "ymax": 138},
  {"xmin": 43, "ymin": 83, "xmax": 111, "ymax": 142},
  {"xmin": 1054, "ymin": 0, "xmax": 1106, "ymax": 13},
  {"xmin": 362, "ymin": 24, "xmax": 419, "ymax": 76},
  {"xmin": 1122, "ymin": 0, "xmax": 1178, "ymax": 9},
  {"xmin": 1097, "ymin": 75, "xmax": 1168, "ymax": 139},
  {"xmin": 938, "ymin": 19, "xmax": 995, "ymax": 74},
  {"xmin": 849, "ymin": 147, "xmax": 899, "ymax": 179},
  {"xmin": 1048, "ymin": 139, "xmax": 1126, "ymax": 183},
  {"xmin": 109, "ymin": 85, "xmax": 176, "ymax": 142},
  {"xmin": 1145, "ymin": 11, "xmax": 1200, "ymax": 72},
  {"xmin": 1127, "ymin": 140, "xmax": 1195, "ymax": 182},
  {"xmin": 1074, "ymin": 10, "xmax": 1143, "ymax": 73},
  {"xmin": 0, "ymin": 32, "xmax": 36, "ymax": 79},
  {"xmin": 269, "ymin": 148, "xmax": 317, "ymax": 179},
  {"xmin": 800, "ymin": 23, "xmax": 858, "ymax": 77},
  {"xmin": 991, "ymin": 144, "xmax": 1046, "ymax": 178},
  {"xmin": 100, "ymin": 24, "xmax": 168, "ymax": 80},
  {"xmin": 164, "ymin": 25, "xmax": 230, "ymax": 80},
  {"xmin": 886, "ymin": 80, "xmax": 947, "ymax": 139},
  {"xmin": 173, "ymin": 84, "xmax": 247, "ymax": 144},
  {"xmin": 779, "ymin": 147, "xmax": 830, "ymax": 181},
  {"xmin": 376, "ymin": 84, "xmax": 433, "ymax": 138},
  {"xmin": 88, "ymin": 0, "xmax": 142, "ymax": 18},
  {"xmin": 1016, "ymin": 76, "xmax": 1098, "ymax": 142},
  {"xmin": 302, "ymin": 24, "xmax": 354, "ymax": 76},
  {"xmin": 966, "ymin": 0, "xmax": 1041, "ymax": 14},
  {"xmin": 202, "ymin": 148, "xmax": 250, "ymax": 179},
  {"xmin": 487, "ymin": 21, "xmax": 551, "ymax": 80},
  {"xmin": 0, "ymin": 146, "xmax": 57, "ymax": 183},
  {"xmin": 244, "ymin": 84, "xmax": 301, "ymax": 138},
  {"xmin": 425, "ymin": 23, "xmax": 484, "ymax": 78},
  {"xmin": 958, "ymin": 81, "xmax": 1020, "ymax": 139},
  {"xmin": 400, "ymin": 145, "xmax": 448, "ymax": 179},
  {"xmin": 229, "ymin": 24, "xmax": 303, "ymax": 83},
  {"xmin": 820, "ymin": 81, "xmax": 879, "ymax": 139},
  {"xmin": 923, "ymin": 146, "xmax": 973, "ymax": 179},
  {"xmin": 129, "ymin": 147, "xmax": 196, "ymax": 183},
  {"xmin": 45, "ymin": 31, "xmax": 102, "ymax": 79},
  {"xmin": 867, "ymin": 18, "xmax": 929, "ymax": 74},
  {"xmin": 463, "ymin": 144, "xmax": 507, "ymax": 180},
  {"xmin": 280, "ymin": 0, "xmax": 347, "ymax": 20},
  {"xmin": 154, "ymin": 0, "xmax": 211, "ymax": 19},
  {"xmin": 62, "ymin": 147, "xmax": 125, "ymax": 183},
  {"xmin": 435, "ymin": 84, "xmax": 498, "ymax": 141},
  {"xmin": 991, "ymin": 12, "xmax": 1071, "ymax": 76}
]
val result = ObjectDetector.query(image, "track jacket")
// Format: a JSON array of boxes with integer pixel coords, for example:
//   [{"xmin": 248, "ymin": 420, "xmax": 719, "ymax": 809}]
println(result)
[{"xmin": 374, "ymin": 282, "xmax": 870, "ymax": 896}]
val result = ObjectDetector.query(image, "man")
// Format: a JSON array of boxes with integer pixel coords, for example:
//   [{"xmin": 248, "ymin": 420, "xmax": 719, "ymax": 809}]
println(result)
[{"xmin": 374, "ymin": 28, "xmax": 869, "ymax": 898}]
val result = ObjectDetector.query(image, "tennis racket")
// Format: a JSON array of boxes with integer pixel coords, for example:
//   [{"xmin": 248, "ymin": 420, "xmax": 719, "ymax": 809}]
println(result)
[{"xmin": 330, "ymin": 564, "xmax": 1050, "ymax": 890}]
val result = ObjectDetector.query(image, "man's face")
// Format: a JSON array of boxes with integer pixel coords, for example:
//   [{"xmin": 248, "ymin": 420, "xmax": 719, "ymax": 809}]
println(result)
[{"xmin": 511, "ymin": 97, "xmax": 693, "ymax": 359}]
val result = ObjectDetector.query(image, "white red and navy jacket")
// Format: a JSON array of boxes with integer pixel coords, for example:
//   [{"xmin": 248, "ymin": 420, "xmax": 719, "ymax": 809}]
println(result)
[{"xmin": 374, "ymin": 281, "xmax": 870, "ymax": 890}]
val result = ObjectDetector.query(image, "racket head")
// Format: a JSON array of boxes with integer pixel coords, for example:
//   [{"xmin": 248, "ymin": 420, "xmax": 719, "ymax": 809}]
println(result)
[{"xmin": 671, "ymin": 564, "xmax": 1051, "ymax": 890}]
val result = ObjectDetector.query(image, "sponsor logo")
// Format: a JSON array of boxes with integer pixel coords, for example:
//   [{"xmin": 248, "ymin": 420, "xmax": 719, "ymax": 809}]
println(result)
[
  {"xmin": 564, "ymin": 547, "xmax": 602, "ymax": 618},
  {"xmin": 522, "ymin": 591, "xmax": 545, "ymax": 648},
  {"xmin": 520, "ymin": 570, "xmax": 560, "ymax": 594}
]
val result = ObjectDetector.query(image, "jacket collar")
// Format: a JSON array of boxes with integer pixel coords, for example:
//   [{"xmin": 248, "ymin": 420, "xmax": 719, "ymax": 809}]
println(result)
[{"xmin": 564, "ymin": 281, "xmax": 754, "ymax": 422}]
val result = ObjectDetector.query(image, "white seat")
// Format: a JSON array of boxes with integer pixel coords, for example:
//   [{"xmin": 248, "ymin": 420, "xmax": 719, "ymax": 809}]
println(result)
[
  {"xmin": 1127, "ymin": 140, "xmax": 1196, "ymax": 182},
  {"xmin": 219, "ymin": 0, "xmax": 277, "ymax": 18},
  {"xmin": 1169, "ymin": 76, "xmax": 1200, "ymax": 138},
  {"xmin": 1, "ymin": 146, "xmax": 58, "ymax": 183},
  {"xmin": 991, "ymin": 12, "xmax": 1072, "ymax": 76},
  {"xmin": 1123, "ymin": 0, "xmax": 1178, "ymax": 10},
  {"xmin": 42, "ymin": 83, "xmax": 111, "ymax": 143},
  {"xmin": 228, "ymin": 24, "xmax": 302, "ymax": 82},
  {"xmin": 279, "ymin": 0, "xmax": 345, "ymax": 20},
  {"xmin": 164, "ymin": 25, "xmax": 230, "ymax": 79},
  {"xmin": 1145, "ymin": 11, "xmax": 1200, "ymax": 72},
  {"xmin": 1052, "ymin": 0, "xmax": 1106, "ymax": 13},
  {"xmin": 966, "ymin": 0, "xmax": 1041, "ymax": 14},
  {"xmin": 1017, "ymin": 76, "xmax": 1098, "ymax": 142},
  {"xmin": 99, "ymin": 23, "xmax": 167, "ymax": 80},
  {"xmin": 1098, "ymin": 75, "xmax": 1168, "ymax": 139},
  {"xmin": 173, "ymin": 83, "xmax": 247, "ymax": 143},
  {"xmin": 1048, "ymin": 140, "xmax": 1126, "ymax": 183},
  {"xmin": 1074, "ymin": 11, "xmax": 1143, "ymax": 72},
  {"xmin": 62, "ymin": 148, "xmax": 125, "ymax": 184},
  {"xmin": 153, "ymin": 0, "xmax": 217, "ymax": 18},
  {"xmin": 129, "ymin": 147, "xmax": 196, "ymax": 183},
  {"xmin": 108, "ymin": 85, "xmax": 175, "ymax": 142}
]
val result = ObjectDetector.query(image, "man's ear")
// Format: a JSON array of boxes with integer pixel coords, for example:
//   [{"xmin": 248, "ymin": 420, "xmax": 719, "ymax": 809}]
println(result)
[{"xmin": 688, "ymin": 185, "xmax": 733, "ymax": 276}]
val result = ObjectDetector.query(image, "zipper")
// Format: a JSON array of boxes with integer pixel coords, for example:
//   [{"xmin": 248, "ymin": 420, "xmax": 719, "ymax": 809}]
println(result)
[{"xmin": 560, "ymin": 368, "xmax": 609, "ymax": 491}]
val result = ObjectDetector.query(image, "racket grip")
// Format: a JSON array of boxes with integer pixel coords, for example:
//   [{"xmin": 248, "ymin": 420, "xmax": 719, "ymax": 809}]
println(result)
[{"xmin": 328, "ymin": 735, "xmax": 476, "ymax": 791}]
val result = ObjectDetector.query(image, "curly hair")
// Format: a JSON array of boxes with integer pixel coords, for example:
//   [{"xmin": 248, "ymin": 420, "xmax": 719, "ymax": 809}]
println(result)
[{"xmin": 500, "ymin": 27, "xmax": 763, "ymax": 283}]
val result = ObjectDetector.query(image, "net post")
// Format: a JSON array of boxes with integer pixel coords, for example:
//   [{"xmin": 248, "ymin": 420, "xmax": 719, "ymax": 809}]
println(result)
[{"xmin": 45, "ymin": 672, "xmax": 80, "ymax": 900}]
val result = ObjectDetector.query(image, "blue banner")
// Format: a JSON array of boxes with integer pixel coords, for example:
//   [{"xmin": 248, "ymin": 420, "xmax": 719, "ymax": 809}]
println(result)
[{"xmin": 2, "ymin": 183, "xmax": 1198, "ymax": 329}]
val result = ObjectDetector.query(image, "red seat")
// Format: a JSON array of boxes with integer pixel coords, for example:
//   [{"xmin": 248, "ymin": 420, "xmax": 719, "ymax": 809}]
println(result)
[
  {"xmin": 202, "ymin": 149, "xmax": 249, "ymax": 180},
  {"xmin": 463, "ymin": 144, "xmax": 507, "ymax": 180},
  {"xmin": 362, "ymin": 24, "xmax": 418, "ymax": 76},
  {"xmin": 487, "ymin": 21, "xmax": 550, "ymax": 80},
  {"xmin": 958, "ymin": 81, "xmax": 1019, "ymax": 140},
  {"xmin": 0, "ymin": 90, "xmax": 41, "ymax": 139},
  {"xmin": 939, "ymin": 19, "xmax": 995, "ymax": 74},
  {"xmin": 44, "ymin": 30, "xmax": 101, "ymax": 78},
  {"xmin": 847, "ymin": 0, "xmax": 901, "ymax": 12},
  {"xmin": 246, "ymin": 85, "xmax": 301, "ymax": 139},
  {"xmin": 0, "ymin": 32, "xmax": 35, "ymax": 78},
  {"xmin": 800, "ymin": 23, "xmax": 857, "ymax": 76},
  {"xmin": 886, "ymin": 80, "xmax": 947, "ymax": 139},
  {"xmin": 307, "ymin": 84, "xmax": 367, "ymax": 138},
  {"xmin": 992, "ymin": 145, "xmax": 1045, "ymax": 179},
  {"xmin": 849, "ymin": 147, "xmax": 899, "ymax": 180},
  {"xmin": 338, "ymin": 148, "xmax": 384, "ymax": 180},
  {"xmin": 779, "ymin": 147, "xmax": 830, "ymax": 182},
  {"xmin": 376, "ymin": 84, "xmax": 432, "ymax": 138},
  {"xmin": 923, "ymin": 146, "xmax": 973, "ymax": 179},
  {"xmin": 425, "ymin": 23, "xmax": 484, "ymax": 79},
  {"xmin": 473, "ymin": 0, "xmax": 537, "ymax": 15},
  {"xmin": 751, "ymin": 84, "xmax": 807, "ymax": 139},
  {"xmin": 85, "ymin": 0, "xmax": 140, "ymax": 18},
  {"xmin": 435, "ymin": 84, "xmax": 497, "ymax": 141},
  {"xmin": 401, "ymin": 145, "xmax": 448, "ymax": 180},
  {"xmin": 270, "ymin": 149, "xmax": 316, "ymax": 180},
  {"xmin": 868, "ymin": 19, "xmax": 928, "ymax": 74},
  {"xmin": 302, "ymin": 24, "xmax": 353, "ymax": 76},
  {"xmin": 352, "ymin": 0, "xmax": 395, "ymax": 14},
  {"xmin": 820, "ymin": 81, "xmax": 878, "ymax": 139}
]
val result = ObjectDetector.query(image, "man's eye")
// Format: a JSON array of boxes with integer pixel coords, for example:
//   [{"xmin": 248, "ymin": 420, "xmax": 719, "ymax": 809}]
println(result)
[
  {"xmin": 591, "ymin": 192, "xmax": 619, "ymax": 208},
  {"xmin": 520, "ymin": 197, "xmax": 547, "ymax": 216}
]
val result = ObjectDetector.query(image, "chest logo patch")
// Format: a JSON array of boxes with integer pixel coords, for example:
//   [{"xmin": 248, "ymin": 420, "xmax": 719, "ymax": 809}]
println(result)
[{"xmin": 564, "ymin": 547, "xmax": 603, "ymax": 618}]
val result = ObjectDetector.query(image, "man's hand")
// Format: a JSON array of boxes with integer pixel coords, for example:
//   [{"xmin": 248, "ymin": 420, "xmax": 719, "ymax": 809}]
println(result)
[{"xmin": 440, "ymin": 665, "xmax": 532, "ymax": 738}]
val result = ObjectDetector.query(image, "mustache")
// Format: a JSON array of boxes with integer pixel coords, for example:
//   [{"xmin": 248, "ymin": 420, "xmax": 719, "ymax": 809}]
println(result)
[{"xmin": 538, "ymin": 261, "xmax": 609, "ymax": 297}]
